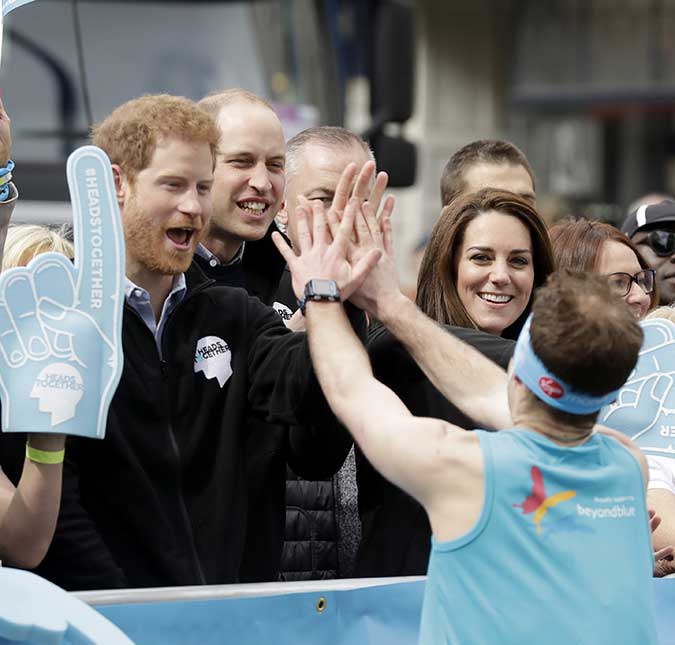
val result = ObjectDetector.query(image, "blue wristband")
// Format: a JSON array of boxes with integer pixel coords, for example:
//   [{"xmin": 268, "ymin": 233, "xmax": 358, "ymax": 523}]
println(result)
[
  {"xmin": 0, "ymin": 160, "xmax": 15, "ymax": 178},
  {"xmin": 0, "ymin": 160, "xmax": 15, "ymax": 202}
]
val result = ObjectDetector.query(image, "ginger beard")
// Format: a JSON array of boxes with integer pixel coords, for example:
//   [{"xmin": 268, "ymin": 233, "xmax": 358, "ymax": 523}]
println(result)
[{"xmin": 122, "ymin": 189, "xmax": 204, "ymax": 276}]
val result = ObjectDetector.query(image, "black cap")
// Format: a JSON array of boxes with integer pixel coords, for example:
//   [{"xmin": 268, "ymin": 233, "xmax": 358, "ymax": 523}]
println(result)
[{"xmin": 621, "ymin": 200, "xmax": 675, "ymax": 237}]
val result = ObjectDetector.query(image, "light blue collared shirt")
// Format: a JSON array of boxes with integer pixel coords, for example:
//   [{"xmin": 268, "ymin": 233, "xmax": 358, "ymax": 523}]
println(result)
[
  {"xmin": 194, "ymin": 242, "xmax": 245, "ymax": 268},
  {"xmin": 125, "ymin": 273, "xmax": 187, "ymax": 356}
]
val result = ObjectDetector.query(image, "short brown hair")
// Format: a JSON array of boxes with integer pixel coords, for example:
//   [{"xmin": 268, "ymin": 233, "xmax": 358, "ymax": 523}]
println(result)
[
  {"xmin": 530, "ymin": 271, "xmax": 643, "ymax": 397},
  {"xmin": 198, "ymin": 88, "xmax": 274, "ymax": 121},
  {"xmin": 416, "ymin": 188, "xmax": 554, "ymax": 339},
  {"xmin": 285, "ymin": 126, "xmax": 375, "ymax": 180},
  {"xmin": 550, "ymin": 217, "xmax": 658, "ymax": 310},
  {"xmin": 91, "ymin": 94, "xmax": 220, "ymax": 182},
  {"xmin": 440, "ymin": 139, "xmax": 535, "ymax": 206}
]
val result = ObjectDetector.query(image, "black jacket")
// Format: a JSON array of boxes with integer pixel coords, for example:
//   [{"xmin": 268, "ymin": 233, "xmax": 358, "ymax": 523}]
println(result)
[
  {"xmin": 191, "ymin": 246, "xmax": 352, "ymax": 583},
  {"xmin": 35, "ymin": 264, "xmax": 339, "ymax": 590},
  {"xmin": 273, "ymin": 269, "xmax": 348, "ymax": 580},
  {"xmin": 191, "ymin": 222, "xmax": 287, "ymax": 307},
  {"xmin": 355, "ymin": 323, "xmax": 515, "ymax": 577}
]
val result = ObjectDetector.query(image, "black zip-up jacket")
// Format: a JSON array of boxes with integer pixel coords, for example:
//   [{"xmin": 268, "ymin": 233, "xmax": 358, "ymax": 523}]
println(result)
[
  {"xmin": 354, "ymin": 323, "xmax": 515, "ymax": 577},
  {"xmin": 35, "ymin": 264, "xmax": 338, "ymax": 591},
  {"xmin": 194, "ymin": 237, "xmax": 353, "ymax": 583}
]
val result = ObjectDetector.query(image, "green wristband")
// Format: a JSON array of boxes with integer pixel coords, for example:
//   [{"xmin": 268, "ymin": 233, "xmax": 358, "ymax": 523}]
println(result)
[{"xmin": 26, "ymin": 443, "xmax": 65, "ymax": 465}]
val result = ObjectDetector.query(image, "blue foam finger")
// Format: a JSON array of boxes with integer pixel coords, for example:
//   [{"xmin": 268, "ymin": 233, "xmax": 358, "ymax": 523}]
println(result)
[
  {"xmin": 601, "ymin": 318, "xmax": 675, "ymax": 457},
  {"xmin": 0, "ymin": 568, "xmax": 133, "ymax": 644},
  {"xmin": 1, "ymin": 270, "xmax": 49, "ymax": 361},
  {"xmin": 0, "ymin": 146, "xmax": 125, "ymax": 438},
  {"xmin": 33, "ymin": 256, "xmax": 77, "ymax": 309}
]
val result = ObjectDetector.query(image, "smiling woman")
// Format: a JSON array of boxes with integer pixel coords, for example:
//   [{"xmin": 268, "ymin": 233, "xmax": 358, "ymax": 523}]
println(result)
[{"xmin": 416, "ymin": 189, "xmax": 554, "ymax": 339}]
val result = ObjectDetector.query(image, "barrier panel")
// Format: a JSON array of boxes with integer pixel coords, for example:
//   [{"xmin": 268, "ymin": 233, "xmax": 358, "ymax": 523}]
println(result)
[{"xmin": 74, "ymin": 577, "xmax": 675, "ymax": 645}]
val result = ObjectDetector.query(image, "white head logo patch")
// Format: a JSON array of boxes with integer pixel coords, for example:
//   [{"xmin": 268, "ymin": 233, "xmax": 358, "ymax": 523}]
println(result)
[
  {"xmin": 194, "ymin": 336, "xmax": 232, "ymax": 388},
  {"xmin": 30, "ymin": 362, "xmax": 84, "ymax": 426},
  {"xmin": 273, "ymin": 301, "xmax": 294, "ymax": 325}
]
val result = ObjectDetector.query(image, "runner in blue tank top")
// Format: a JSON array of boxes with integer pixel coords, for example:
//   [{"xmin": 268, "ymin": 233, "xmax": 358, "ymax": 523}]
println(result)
[{"xmin": 274, "ymin": 194, "xmax": 659, "ymax": 645}]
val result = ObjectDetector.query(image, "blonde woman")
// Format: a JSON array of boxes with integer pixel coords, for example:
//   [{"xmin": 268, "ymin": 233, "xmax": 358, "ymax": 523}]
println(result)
[{"xmin": 2, "ymin": 224, "xmax": 73, "ymax": 271}]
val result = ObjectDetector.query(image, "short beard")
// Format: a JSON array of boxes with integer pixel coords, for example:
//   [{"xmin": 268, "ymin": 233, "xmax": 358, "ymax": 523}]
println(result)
[{"xmin": 123, "ymin": 193, "xmax": 195, "ymax": 275}]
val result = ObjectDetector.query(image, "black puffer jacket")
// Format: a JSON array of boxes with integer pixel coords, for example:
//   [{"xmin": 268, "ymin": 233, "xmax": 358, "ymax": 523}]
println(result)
[{"xmin": 274, "ymin": 269, "xmax": 362, "ymax": 580}]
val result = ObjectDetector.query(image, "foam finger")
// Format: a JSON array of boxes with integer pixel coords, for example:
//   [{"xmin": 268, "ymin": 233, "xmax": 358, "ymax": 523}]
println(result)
[
  {"xmin": 0, "ymin": 301, "xmax": 24, "ymax": 367},
  {"xmin": 2, "ymin": 271, "xmax": 48, "ymax": 360},
  {"xmin": 33, "ymin": 256, "xmax": 76, "ymax": 309},
  {"xmin": 67, "ymin": 146, "xmax": 126, "ymax": 339}
]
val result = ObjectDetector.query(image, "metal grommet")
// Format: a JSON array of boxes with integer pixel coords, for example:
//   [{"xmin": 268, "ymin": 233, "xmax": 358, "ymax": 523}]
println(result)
[{"xmin": 316, "ymin": 596, "xmax": 327, "ymax": 613}]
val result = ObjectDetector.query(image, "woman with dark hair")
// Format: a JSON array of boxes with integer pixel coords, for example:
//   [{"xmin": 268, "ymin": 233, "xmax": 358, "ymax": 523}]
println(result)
[
  {"xmin": 417, "ymin": 189, "xmax": 555, "ymax": 339},
  {"xmin": 550, "ymin": 218, "xmax": 656, "ymax": 318},
  {"xmin": 358, "ymin": 188, "xmax": 554, "ymax": 579}
]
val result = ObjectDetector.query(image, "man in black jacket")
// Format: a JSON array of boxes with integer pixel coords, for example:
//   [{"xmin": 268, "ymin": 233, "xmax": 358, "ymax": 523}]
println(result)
[
  {"xmin": 35, "ymin": 94, "xmax": 361, "ymax": 591},
  {"xmin": 274, "ymin": 127, "xmax": 386, "ymax": 579},
  {"xmin": 191, "ymin": 91, "xmax": 353, "ymax": 582}
]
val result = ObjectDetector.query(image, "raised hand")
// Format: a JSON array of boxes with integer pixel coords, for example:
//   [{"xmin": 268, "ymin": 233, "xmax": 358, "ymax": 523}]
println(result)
[
  {"xmin": 272, "ymin": 198, "xmax": 381, "ymax": 302},
  {"xmin": 0, "ymin": 146, "xmax": 125, "ymax": 437}
]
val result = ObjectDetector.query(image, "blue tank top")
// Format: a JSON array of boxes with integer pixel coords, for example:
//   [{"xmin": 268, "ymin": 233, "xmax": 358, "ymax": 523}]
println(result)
[{"xmin": 419, "ymin": 429, "xmax": 657, "ymax": 645}]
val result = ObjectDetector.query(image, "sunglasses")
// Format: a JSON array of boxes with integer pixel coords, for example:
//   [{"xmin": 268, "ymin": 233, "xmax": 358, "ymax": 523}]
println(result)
[
  {"xmin": 607, "ymin": 269, "xmax": 656, "ymax": 297},
  {"xmin": 637, "ymin": 230, "xmax": 675, "ymax": 257}
]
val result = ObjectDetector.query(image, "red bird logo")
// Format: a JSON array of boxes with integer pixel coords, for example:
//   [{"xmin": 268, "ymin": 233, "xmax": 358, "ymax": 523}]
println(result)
[{"xmin": 514, "ymin": 466, "xmax": 576, "ymax": 534}]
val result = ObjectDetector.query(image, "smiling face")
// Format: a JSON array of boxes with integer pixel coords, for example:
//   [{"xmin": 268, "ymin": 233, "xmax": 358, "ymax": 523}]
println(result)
[
  {"xmin": 207, "ymin": 101, "xmax": 285, "ymax": 257},
  {"xmin": 282, "ymin": 141, "xmax": 373, "ymax": 251},
  {"xmin": 119, "ymin": 137, "xmax": 214, "ymax": 277},
  {"xmin": 455, "ymin": 211, "xmax": 535, "ymax": 335},
  {"xmin": 596, "ymin": 240, "xmax": 651, "ymax": 319}
]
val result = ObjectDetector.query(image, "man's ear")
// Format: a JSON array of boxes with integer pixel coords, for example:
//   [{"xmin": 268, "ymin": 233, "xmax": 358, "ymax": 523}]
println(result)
[
  {"xmin": 277, "ymin": 201, "xmax": 288, "ymax": 227},
  {"xmin": 111, "ymin": 164, "xmax": 127, "ymax": 205}
]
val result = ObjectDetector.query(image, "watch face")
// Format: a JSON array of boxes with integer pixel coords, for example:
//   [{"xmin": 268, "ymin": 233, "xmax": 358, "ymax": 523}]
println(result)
[{"xmin": 309, "ymin": 279, "xmax": 340, "ymax": 297}]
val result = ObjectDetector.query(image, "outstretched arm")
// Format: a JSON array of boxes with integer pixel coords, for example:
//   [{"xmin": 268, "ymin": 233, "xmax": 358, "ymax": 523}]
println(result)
[
  {"xmin": 304, "ymin": 298, "xmax": 466, "ymax": 505},
  {"xmin": 274, "ymin": 198, "xmax": 468, "ymax": 506},
  {"xmin": 349, "ymin": 202, "xmax": 512, "ymax": 430},
  {"xmin": 0, "ymin": 433, "xmax": 65, "ymax": 568}
]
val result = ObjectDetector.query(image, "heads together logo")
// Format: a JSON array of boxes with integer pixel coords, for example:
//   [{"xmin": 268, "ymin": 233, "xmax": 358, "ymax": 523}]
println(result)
[
  {"xmin": 31, "ymin": 363, "xmax": 84, "ymax": 426},
  {"xmin": 194, "ymin": 336, "xmax": 232, "ymax": 387},
  {"xmin": 513, "ymin": 466, "xmax": 576, "ymax": 535}
]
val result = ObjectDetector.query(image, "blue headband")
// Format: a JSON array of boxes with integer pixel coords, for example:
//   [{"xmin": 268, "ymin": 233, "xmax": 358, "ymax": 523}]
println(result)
[{"xmin": 512, "ymin": 315, "xmax": 620, "ymax": 415}]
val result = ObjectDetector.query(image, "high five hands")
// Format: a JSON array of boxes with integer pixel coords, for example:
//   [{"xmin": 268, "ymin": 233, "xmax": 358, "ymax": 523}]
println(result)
[{"xmin": 273, "ymin": 161, "xmax": 404, "ymax": 316}]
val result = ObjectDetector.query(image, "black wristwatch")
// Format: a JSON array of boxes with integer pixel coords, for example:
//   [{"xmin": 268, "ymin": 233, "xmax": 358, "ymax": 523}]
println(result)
[{"xmin": 297, "ymin": 279, "xmax": 341, "ymax": 314}]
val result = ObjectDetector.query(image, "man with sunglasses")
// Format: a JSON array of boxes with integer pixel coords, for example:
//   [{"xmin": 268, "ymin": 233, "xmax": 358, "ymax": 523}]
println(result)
[{"xmin": 622, "ymin": 200, "xmax": 675, "ymax": 305}]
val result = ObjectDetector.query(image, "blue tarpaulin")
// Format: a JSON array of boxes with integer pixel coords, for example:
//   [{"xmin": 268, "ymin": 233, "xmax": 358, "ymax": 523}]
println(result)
[{"xmin": 86, "ymin": 578, "xmax": 675, "ymax": 645}]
